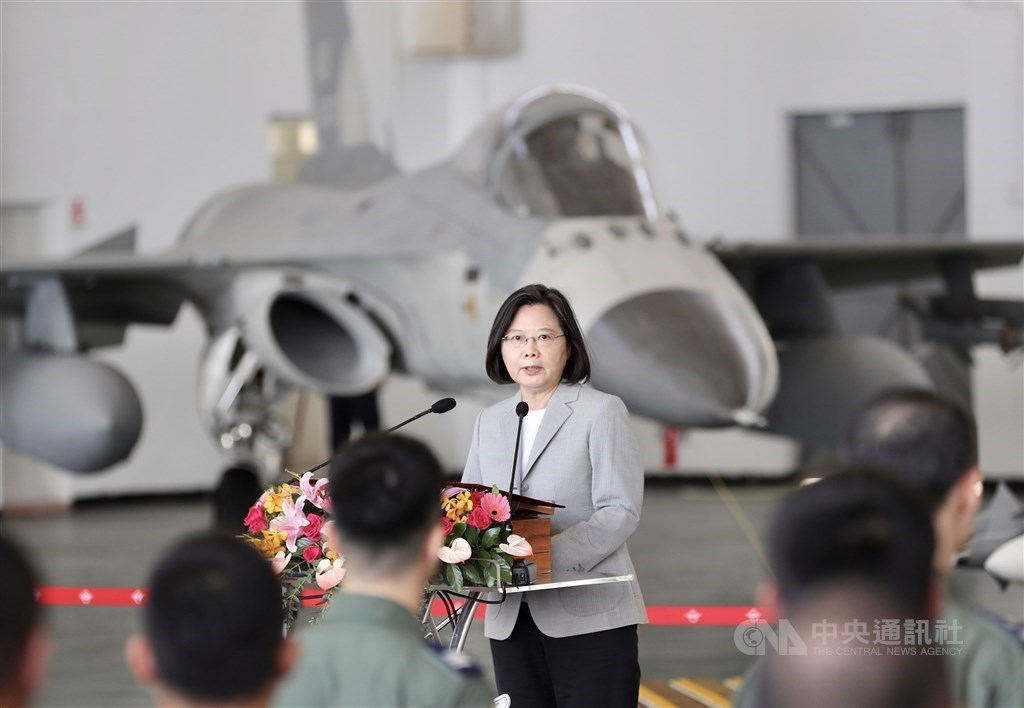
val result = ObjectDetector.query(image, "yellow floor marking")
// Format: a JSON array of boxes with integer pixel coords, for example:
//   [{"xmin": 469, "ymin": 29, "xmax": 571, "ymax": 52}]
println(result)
[
  {"xmin": 707, "ymin": 471, "xmax": 771, "ymax": 573},
  {"xmin": 668, "ymin": 678, "xmax": 731, "ymax": 708},
  {"xmin": 722, "ymin": 675, "xmax": 743, "ymax": 692},
  {"xmin": 638, "ymin": 683, "xmax": 681, "ymax": 708}
]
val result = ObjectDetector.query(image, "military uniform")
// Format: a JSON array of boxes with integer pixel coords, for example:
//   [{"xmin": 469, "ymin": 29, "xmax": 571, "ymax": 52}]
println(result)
[
  {"xmin": 274, "ymin": 593, "xmax": 496, "ymax": 708},
  {"xmin": 732, "ymin": 599, "xmax": 1024, "ymax": 708}
]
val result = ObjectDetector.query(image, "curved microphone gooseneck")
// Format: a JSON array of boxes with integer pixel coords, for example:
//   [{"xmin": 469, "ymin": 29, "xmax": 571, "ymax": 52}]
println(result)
[{"xmin": 306, "ymin": 397, "xmax": 457, "ymax": 474}]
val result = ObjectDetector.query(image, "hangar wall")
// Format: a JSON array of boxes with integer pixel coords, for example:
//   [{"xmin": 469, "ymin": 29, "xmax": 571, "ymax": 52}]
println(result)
[{"xmin": 1, "ymin": 2, "xmax": 1020, "ymax": 498}]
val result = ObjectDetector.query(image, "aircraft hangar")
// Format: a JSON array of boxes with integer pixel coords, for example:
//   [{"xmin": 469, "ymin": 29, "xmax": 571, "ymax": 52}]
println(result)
[{"xmin": 1, "ymin": 2, "xmax": 1022, "ymax": 706}]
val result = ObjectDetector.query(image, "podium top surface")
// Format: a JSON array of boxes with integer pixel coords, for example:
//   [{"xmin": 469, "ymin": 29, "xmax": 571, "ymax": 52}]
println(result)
[{"xmin": 428, "ymin": 570, "xmax": 633, "ymax": 596}]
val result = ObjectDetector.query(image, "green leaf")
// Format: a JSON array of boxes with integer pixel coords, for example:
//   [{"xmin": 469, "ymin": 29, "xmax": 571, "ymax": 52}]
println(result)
[
  {"xmin": 480, "ymin": 526, "xmax": 503, "ymax": 549},
  {"xmin": 483, "ymin": 562, "xmax": 499, "ymax": 587},
  {"xmin": 463, "ymin": 525, "xmax": 480, "ymax": 546},
  {"xmin": 463, "ymin": 562, "xmax": 485, "ymax": 588},
  {"xmin": 491, "ymin": 484, "xmax": 501, "ymax": 495},
  {"xmin": 449, "ymin": 564, "xmax": 464, "ymax": 593},
  {"xmin": 495, "ymin": 553, "xmax": 512, "ymax": 584},
  {"xmin": 452, "ymin": 522, "xmax": 467, "ymax": 539}
]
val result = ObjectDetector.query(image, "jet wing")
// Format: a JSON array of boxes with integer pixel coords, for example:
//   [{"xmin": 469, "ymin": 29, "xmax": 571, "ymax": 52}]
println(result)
[
  {"xmin": 710, "ymin": 237, "xmax": 1023, "ymax": 289},
  {"xmin": 1, "ymin": 254, "xmax": 209, "ymax": 327},
  {"xmin": 0, "ymin": 251, "xmax": 336, "ymax": 349}
]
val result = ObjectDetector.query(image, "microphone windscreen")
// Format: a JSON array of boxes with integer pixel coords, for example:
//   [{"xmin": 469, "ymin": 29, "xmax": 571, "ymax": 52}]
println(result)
[
  {"xmin": 431, "ymin": 397, "xmax": 457, "ymax": 414},
  {"xmin": 515, "ymin": 401, "xmax": 529, "ymax": 417}
]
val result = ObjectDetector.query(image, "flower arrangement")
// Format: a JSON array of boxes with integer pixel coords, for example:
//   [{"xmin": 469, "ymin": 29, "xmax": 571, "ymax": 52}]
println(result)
[
  {"xmin": 241, "ymin": 471, "xmax": 345, "ymax": 624},
  {"xmin": 433, "ymin": 484, "xmax": 533, "ymax": 593}
]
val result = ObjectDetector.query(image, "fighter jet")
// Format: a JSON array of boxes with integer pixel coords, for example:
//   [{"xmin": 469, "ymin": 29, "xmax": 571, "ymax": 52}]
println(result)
[{"xmin": 2, "ymin": 3, "xmax": 1021, "ymax": 500}]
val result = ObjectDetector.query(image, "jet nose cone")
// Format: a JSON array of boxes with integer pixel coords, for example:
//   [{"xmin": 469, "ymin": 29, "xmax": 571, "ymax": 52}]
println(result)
[{"xmin": 588, "ymin": 290, "xmax": 777, "ymax": 427}]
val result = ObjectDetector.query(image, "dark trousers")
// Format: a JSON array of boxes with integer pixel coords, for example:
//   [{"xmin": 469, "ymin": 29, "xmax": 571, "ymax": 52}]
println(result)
[
  {"xmin": 329, "ymin": 391, "xmax": 380, "ymax": 450},
  {"xmin": 489, "ymin": 603, "xmax": 640, "ymax": 708}
]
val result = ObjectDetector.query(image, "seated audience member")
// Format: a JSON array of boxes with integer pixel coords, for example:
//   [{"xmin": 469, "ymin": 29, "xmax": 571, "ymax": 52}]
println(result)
[
  {"xmin": 125, "ymin": 533, "xmax": 296, "ymax": 707},
  {"xmin": 733, "ymin": 470, "xmax": 949, "ymax": 707},
  {"xmin": 274, "ymin": 434, "xmax": 496, "ymax": 708},
  {"xmin": 0, "ymin": 534, "xmax": 50, "ymax": 708},
  {"xmin": 847, "ymin": 388, "xmax": 1024, "ymax": 707},
  {"xmin": 759, "ymin": 580, "xmax": 951, "ymax": 708}
]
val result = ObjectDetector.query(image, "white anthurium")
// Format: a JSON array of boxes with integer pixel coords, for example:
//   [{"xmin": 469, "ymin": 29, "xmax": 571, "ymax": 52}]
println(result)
[{"xmin": 437, "ymin": 537, "xmax": 472, "ymax": 564}]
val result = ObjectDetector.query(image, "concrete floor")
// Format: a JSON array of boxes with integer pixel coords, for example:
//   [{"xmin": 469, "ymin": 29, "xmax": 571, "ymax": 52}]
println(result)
[{"xmin": 3, "ymin": 481, "xmax": 1021, "ymax": 707}]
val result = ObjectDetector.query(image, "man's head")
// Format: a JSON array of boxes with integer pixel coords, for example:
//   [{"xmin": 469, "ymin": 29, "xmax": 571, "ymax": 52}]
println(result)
[
  {"xmin": 764, "ymin": 470, "xmax": 937, "ymax": 617},
  {"xmin": 759, "ymin": 581, "xmax": 951, "ymax": 708},
  {"xmin": 0, "ymin": 534, "xmax": 49, "ymax": 708},
  {"xmin": 125, "ymin": 533, "xmax": 295, "ymax": 707},
  {"xmin": 328, "ymin": 433, "xmax": 443, "ymax": 581},
  {"xmin": 845, "ymin": 388, "xmax": 983, "ymax": 563}
]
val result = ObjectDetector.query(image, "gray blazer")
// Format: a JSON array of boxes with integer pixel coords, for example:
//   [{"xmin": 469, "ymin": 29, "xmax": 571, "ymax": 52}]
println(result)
[{"xmin": 462, "ymin": 383, "xmax": 647, "ymax": 639}]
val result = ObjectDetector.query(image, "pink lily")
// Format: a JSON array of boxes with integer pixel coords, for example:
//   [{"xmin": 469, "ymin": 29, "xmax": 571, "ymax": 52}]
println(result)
[
  {"xmin": 498, "ymin": 534, "xmax": 533, "ymax": 558},
  {"xmin": 300, "ymin": 472, "xmax": 332, "ymax": 512},
  {"xmin": 437, "ymin": 538, "xmax": 472, "ymax": 564},
  {"xmin": 269, "ymin": 496, "xmax": 309, "ymax": 553},
  {"xmin": 315, "ymin": 557, "xmax": 346, "ymax": 590}
]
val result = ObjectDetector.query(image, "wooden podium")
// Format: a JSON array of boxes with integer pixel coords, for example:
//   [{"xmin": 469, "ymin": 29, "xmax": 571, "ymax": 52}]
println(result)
[{"xmin": 510, "ymin": 515, "xmax": 551, "ymax": 576}]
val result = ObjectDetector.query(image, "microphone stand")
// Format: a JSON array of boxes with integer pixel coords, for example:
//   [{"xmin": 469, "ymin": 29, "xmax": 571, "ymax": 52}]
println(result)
[
  {"xmin": 507, "ymin": 401, "xmax": 529, "ymax": 499},
  {"xmin": 508, "ymin": 402, "xmax": 536, "ymax": 586}
]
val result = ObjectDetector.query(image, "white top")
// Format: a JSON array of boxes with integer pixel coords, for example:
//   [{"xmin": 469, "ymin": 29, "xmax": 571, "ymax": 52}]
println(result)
[{"xmin": 519, "ymin": 408, "xmax": 546, "ymax": 482}]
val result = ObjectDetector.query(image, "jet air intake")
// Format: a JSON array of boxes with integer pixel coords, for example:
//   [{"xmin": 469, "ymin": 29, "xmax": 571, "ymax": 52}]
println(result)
[
  {"xmin": 588, "ymin": 289, "xmax": 776, "ymax": 427},
  {"xmin": 0, "ymin": 350, "xmax": 143, "ymax": 472},
  {"xmin": 239, "ymin": 288, "xmax": 391, "ymax": 395}
]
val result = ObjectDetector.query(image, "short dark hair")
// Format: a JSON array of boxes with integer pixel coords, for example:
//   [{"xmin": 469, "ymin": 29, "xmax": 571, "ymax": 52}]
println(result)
[
  {"xmin": 760, "ymin": 581, "xmax": 951, "ymax": 708},
  {"xmin": 846, "ymin": 388, "xmax": 978, "ymax": 511},
  {"xmin": 143, "ymin": 533, "xmax": 283, "ymax": 702},
  {"xmin": 329, "ymin": 434, "xmax": 441, "ymax": 560},
  {"xmin": 0, "ymin": 534, "xmax": 41, "ymax": 690},
  {"xmin": 484, "ymin": 283, "xmax": 591, "ymax": 385},
  {"xmin": 767, "ymin": 470, "xmax": 935, "ymax": 614}
]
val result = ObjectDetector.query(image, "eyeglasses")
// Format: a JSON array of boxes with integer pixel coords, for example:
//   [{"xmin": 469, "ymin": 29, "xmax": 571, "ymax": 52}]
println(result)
[{"xmin": 501, "ymin": 333, "xmax": 566, "ymax": 349}]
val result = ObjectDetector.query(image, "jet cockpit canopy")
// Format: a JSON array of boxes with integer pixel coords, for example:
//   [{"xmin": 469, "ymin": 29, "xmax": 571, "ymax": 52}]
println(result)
[{"xmin": 454, "ymin": 85, "xmax": 660, "ymax": 220}]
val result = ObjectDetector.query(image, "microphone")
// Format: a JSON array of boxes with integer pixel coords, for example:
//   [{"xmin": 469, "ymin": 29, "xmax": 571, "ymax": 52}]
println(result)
[
  {"xmin": 506, "ymin": 401, "xmax": 529, "ymax": 497},
  {"xmin": 383, "ymin": 397, "xmax": 457, "ymax": 433},
  {"xmin": 507, "ymin": 401, "xmax": 537, "ymax": 586},
  {"xmin": 306, "ymin": 397, "xmax": 457, "ymax": 474}
]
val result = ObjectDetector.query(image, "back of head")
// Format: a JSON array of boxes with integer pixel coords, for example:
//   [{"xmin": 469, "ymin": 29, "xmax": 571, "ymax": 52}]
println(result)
[
  {"xmin": 0, "ymin": 534, "xmax": 42, "ymax": 699},
  {"xmin": 760, "ymin": 581, "xmax": 951, "ymax": 708},
  {"xmin": 143, "ymin": 533, "xmax": 283, "ymax": 703},
  {"xmin": 329, "ymin": 434, "xmax": 441, "ymax": 567},
  {"xmin": 846, "ymin": 388, "xmax": 977, "ymax": 510},
  {"xmin": 768, "ymin": 470, "xmax": 935, "ymax": 615}
]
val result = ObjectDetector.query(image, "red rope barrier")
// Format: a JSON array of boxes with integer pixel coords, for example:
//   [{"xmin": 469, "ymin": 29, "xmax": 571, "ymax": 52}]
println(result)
[{"xmin": 34, "ymin": 586, "xmax": 771, "ymax": 625}]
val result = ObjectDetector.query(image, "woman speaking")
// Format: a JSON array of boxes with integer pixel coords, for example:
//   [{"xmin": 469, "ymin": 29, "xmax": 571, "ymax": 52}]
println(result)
[{"xmin": 462, "ymin": 283, "xmax": 646, "ymax": 707}]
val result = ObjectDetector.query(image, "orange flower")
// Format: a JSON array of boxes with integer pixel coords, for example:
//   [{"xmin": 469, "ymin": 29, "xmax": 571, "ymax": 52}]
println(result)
[
  {"xmin": 252, "ymin": 530, "xmax": 287, "ymax": 557},
  {"xmin": 262, "ymin": 485, "xmax": 297, "ymax": 515},
  {"xmin": 442, "ymin": 491, "xmax": 474, "ymax": 523}
]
